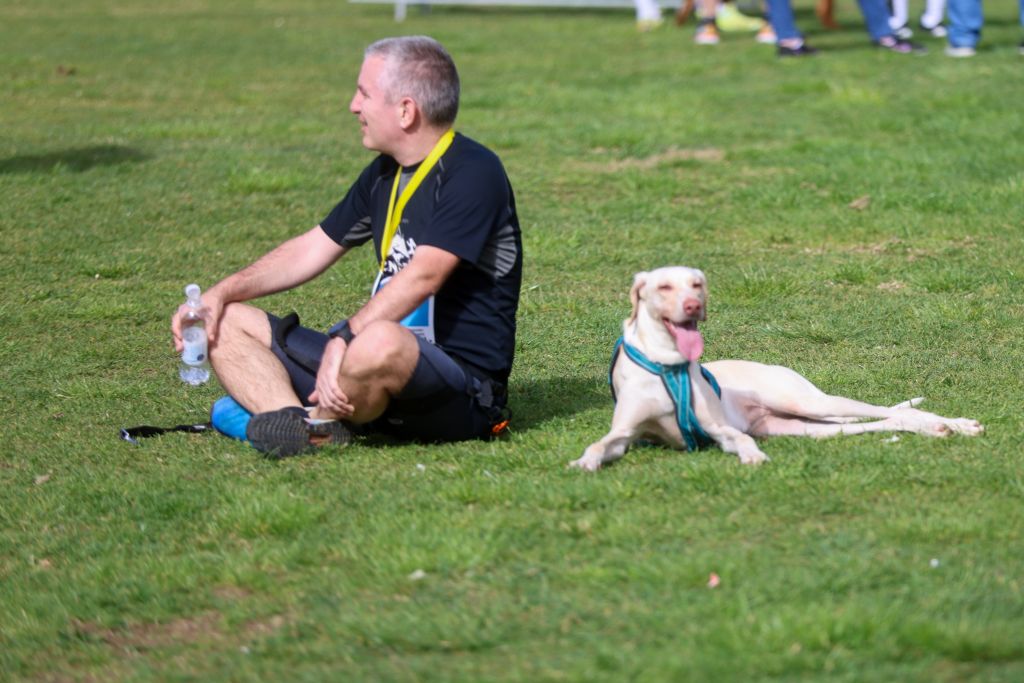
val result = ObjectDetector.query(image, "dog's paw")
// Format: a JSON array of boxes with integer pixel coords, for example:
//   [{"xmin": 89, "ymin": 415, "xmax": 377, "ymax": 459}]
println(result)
[
  {"xmin": 737, "ymin": 447, "xmax": 769, "ymax": 465},
  {"xmin": 949, "ymin": 418, "xmax": 984, "ymax": 436},
  {"xmin": 919, "ymin": 417, "xmax": 983, "ymax": 437},
  {"xmin": 568, "ymin": 455, "xmax": 603, "ymax": 472}
]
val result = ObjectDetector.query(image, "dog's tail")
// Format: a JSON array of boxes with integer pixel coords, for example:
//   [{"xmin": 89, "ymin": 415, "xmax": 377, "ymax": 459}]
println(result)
[{"xmin": 892, "ymin": 397, "xmax": 925, "ymax": 409}]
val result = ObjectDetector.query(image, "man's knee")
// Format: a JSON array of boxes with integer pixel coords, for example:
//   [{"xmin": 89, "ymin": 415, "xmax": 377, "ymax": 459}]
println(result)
[
  {"xmin": 213, "ymin": 303, "xmax": 272, "ymax": 351},
  {"xmin": 343, "ymin": 322, "xmax": 418, "ymax": 382}
]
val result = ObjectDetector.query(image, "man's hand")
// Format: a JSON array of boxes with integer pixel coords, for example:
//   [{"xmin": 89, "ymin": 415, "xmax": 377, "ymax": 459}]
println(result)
[
  {"xmin": 309, "ymin": 337, "xmax": 354, "ymax": 418},
  {"xmin": 170, "ymin": 291, "xmax": 225, "ymax": 353}
]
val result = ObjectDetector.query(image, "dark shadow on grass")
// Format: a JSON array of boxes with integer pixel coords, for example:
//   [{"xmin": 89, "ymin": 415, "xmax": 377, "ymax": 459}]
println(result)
[
  {"xmin": 0, "ymin": 145, "xmax": 150, "ymax": 174},
  {"xmin": 509, "ymin": 376, "xmax": 609, "ymax": 431},
  {"xmin": 352, "ymin": 376, "xmax": 609, "ymax": 447}
]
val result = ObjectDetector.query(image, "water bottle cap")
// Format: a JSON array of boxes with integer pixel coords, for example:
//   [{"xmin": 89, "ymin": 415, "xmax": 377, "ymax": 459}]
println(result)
[{"xmin": 185, "ymin": 283, "xmax": 201, "ymax": 303}]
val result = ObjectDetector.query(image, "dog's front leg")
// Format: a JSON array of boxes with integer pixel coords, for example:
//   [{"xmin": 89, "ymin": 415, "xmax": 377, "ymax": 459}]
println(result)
[
  {"xmin": 690, "ymin": 368, "xmax": 769, "ymax": 465},
  {"xmin": 571, "ymin": 432, "xmax": 633, "ymax": 472},
  {"xmin": 570, "ymin": 400, "xmax": 651, "ymax": 471},
  {"xmin": 701, "ymin": 423, "xmax": 769, "ymax": 465}
]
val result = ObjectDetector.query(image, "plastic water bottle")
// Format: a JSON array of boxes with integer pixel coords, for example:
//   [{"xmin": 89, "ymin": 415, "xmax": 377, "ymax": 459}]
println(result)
[{"xmin": 179, "ymin": 283, "xmax": 210, "ymax": 385}]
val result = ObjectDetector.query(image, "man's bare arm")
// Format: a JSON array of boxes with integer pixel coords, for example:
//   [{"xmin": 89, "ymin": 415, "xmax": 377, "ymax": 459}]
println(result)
[
  {"xmin": 172, "ymin": 226, "xmax": 347, "ymax": 348},
  {"xmin": 348, "ymin": 245, "xmax": 460, "ymax": 333}
]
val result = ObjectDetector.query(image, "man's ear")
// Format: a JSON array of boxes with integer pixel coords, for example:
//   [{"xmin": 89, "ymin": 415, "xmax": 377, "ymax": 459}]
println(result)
[
  {"xmin": 398, "ymin": 96, "xmax": 417, "ymax": 130},
  {"xmin": 627, "ymin": 272, "xmax": 647, "ymax": 325}
]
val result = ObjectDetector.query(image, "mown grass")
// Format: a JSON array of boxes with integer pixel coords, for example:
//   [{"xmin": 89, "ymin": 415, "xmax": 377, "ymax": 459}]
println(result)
[{"xmin": 2, "ymin": 0, "xmax": 1023, "ymax": 680}]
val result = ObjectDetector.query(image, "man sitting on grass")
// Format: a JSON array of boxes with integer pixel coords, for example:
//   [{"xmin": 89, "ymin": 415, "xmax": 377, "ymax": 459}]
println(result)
[{"xmin": 171, "ymin": 35, "xmax": 523, "ymax": 458}]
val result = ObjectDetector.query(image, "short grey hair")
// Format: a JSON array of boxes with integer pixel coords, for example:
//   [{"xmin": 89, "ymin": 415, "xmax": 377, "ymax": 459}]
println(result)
[{"xmin": 365, "ymin": 36, "xmax": 460, "ymax": 128}]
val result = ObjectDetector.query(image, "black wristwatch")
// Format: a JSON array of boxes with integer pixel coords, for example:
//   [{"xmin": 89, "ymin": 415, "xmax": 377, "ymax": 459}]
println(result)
[{"xmin": 328, "ymin": 319, "xmax": 355, "ymax": 344}]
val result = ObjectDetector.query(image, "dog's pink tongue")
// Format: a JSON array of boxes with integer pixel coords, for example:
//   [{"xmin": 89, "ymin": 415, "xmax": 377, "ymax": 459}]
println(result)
[{"xmin": 666, "ymin": 321, "xmax": 704, "ymax": 362}]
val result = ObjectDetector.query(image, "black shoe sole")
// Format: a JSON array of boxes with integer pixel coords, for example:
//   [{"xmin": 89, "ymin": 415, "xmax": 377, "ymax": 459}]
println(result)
[{"xmin": 246, "ymin": 409, "xmax": 351, "ymax": 459}]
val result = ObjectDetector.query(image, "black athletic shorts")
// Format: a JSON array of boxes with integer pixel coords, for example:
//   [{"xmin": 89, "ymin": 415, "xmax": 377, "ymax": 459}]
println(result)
[{"xmin": 266, "ymin": 312, "xmax": 507, "ymax": 442}]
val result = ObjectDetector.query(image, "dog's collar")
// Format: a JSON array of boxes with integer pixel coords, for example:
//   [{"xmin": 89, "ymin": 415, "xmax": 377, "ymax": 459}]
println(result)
[{"xmin": 610, "ymin": 337, "xmax": 721, "ymax": 451}]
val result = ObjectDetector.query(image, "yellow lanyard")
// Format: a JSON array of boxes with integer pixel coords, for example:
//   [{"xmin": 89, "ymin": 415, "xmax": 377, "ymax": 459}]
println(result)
[{"xmin": 379, "ymin": 129, "xmax": 455, "ymax": 272}]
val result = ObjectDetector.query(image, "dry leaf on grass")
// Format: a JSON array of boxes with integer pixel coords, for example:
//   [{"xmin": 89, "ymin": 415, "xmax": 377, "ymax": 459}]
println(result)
[{"xmin": 848, "ymin": 195, "xmax": 871, "ymax": 210}]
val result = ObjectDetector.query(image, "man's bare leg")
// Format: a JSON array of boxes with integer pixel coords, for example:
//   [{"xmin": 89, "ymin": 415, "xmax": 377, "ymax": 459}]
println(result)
[
  {"xmin": 217, "ymin": 316, "xmax": 419, "ymax": 457},
  {"xmin": 209, "ymin": 303, "xmax": 304, "ymax": 414},
  {"xmin": 311, "ymin": 321, "xmax": 420, "ymax": 424}
]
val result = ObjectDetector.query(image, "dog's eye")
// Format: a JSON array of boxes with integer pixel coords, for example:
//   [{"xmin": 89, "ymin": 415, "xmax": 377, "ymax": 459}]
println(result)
[{"xmin": 692, "ymin": 281, "xmax": 703, "ymax": 289}]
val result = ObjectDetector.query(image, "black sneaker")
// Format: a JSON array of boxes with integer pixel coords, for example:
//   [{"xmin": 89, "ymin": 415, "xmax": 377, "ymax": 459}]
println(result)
[
  {"xmin": 875, "ymin": 35, "xmax": 927, "ymax": 53},
  {"xmin": 778, "ymin": 43, "xmax": 819, "ymax": 57},
  {"xmin": 246, "ymin": 407, "xmax": 351, "ymax": 458}
]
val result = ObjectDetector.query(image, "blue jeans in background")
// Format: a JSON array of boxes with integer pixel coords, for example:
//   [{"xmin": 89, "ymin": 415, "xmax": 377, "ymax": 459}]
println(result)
[
  {"xmin": 947, "ymin": 0, "xmax": 983, "ymax": 47},
  {"xmin": 767, "ymin": 0, "xmax": 801, "ymax": 42},
  {"xmin": 770, "ymin": 0, "xmax": 902, "ymax": 44},
  {"xmin": 857, "ymin": 0, "xmax": 898, "ymax": 41}
]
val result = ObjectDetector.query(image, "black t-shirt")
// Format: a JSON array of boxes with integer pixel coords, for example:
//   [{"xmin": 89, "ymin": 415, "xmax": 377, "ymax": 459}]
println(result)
[{"xmin": 320, "ymin": 133, "xmax": 522, "ymax": 383}]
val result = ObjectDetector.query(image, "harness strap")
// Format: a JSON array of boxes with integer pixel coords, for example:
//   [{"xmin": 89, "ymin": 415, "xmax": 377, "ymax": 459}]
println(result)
[{"xmin": 608, "ymin": 336, "xmax": 720, "ymax": 451}]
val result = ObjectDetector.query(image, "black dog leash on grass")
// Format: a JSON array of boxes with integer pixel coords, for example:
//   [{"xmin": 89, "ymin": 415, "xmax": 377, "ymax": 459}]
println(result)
[{"xmin": 119, "ymin": 422, "xmax": 212, "ymax": 445}]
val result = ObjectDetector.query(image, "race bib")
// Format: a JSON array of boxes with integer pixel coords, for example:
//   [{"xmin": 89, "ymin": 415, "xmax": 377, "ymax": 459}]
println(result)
[{"xmin": 372, "ymin": 272, "xmax": 435, "ymax": 343}]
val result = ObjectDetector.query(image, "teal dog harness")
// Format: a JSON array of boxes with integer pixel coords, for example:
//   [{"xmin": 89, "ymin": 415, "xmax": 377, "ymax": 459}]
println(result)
[{"xmin": 609, "ymin": 337, "xmax": 721, "ymax": 451}]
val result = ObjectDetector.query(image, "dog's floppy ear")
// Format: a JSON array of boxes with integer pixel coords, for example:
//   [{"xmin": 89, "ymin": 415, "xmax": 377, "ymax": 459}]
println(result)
[
  {"xmin": 627, "ymin": 272, "xmax": 647, "ymax": 325},
  {"xmin": 693, "ymin": 268, "xmax": 708, "ymax": 292},
  {"xmin": 694, "ymin": 268, "xmax": 709, "ymax": 320}
]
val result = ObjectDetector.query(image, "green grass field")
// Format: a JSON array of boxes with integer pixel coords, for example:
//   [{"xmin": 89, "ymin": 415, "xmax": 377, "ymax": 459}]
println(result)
[{"xmin": 2, "ymin": 0, "xmax": 1024, "ymax": 680}]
